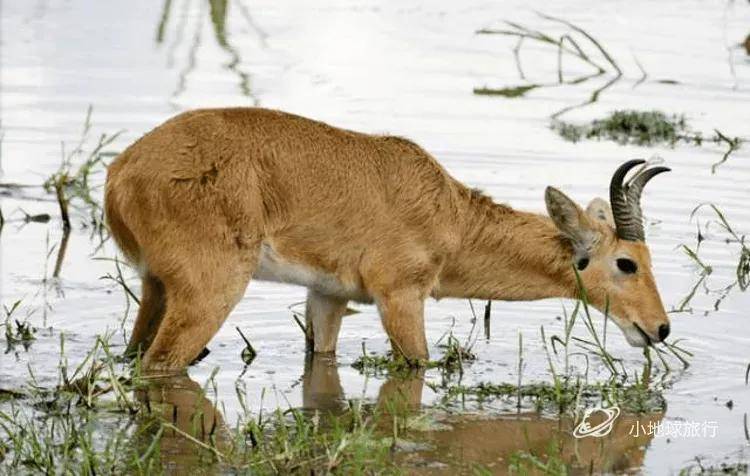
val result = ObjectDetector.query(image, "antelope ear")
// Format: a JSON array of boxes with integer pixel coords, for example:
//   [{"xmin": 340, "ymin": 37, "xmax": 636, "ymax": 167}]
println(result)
[
  {"xmin": 585, "ymin": 197, "xmax": 615, "ymax": 227},
  {"xmin": 545, "ymin": 187, "xmax": 600, "ymax": 254}
]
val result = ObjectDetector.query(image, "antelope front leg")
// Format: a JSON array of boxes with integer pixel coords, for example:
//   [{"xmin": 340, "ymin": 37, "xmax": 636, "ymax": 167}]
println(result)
[
  {"xmin": 305, "ymin": 289, "xmax": 348, "ymax": 353},
  {"xmin": 375, "ymin": 288, "xmax": 429, "ymax": 363}
]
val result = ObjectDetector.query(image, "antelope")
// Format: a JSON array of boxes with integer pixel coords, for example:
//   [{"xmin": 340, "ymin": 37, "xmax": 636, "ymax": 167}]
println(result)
[{"xmin": 104, "ymin": 107, "xmax": 671, "ymax": 372}]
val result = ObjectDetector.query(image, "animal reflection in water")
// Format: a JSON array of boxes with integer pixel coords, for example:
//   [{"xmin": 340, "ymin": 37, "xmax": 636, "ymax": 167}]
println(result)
[{"xmin": 133, "ymin": 355, "xmax": 662, "ymax": 474}]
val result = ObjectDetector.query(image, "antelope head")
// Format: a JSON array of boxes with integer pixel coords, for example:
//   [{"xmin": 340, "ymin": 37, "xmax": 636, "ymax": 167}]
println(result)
[{"xmin": 545, "ymin": 160, "xmax": 671, "ymax": 347}]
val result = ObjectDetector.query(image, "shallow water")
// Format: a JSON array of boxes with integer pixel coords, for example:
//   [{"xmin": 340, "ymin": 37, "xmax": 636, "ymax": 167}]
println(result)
[{"xmin": 1, "ymin": 0, "xmax": 749, "ymax": 473}]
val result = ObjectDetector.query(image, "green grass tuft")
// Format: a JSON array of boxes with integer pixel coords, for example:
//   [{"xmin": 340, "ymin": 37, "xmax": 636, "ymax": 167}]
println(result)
[{"xmin": 553, "ymin": 110, "xmax": 688, "ymax": 146}]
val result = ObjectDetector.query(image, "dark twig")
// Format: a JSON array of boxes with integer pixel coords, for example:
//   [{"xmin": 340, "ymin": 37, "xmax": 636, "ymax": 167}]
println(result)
[
  {"xmin": 536, "ymin": 12, "xmax": 622, "ymax": 75},
  {"xmin": 54, "ymin": 178, "xmax": 71, "ymax": 231},
  {"xmin": 632, "ymin": 53, "xmax": 648, "ymax": 89},
  {"xmin": 236, "ymin": 327, "xmax": 257, "ymax": 365}
]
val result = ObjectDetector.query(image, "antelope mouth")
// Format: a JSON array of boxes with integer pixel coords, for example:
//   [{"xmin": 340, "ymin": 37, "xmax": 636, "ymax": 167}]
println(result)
[{"xmin": 633, "ymin": 323, "xmax": 653, "ymax": 347}]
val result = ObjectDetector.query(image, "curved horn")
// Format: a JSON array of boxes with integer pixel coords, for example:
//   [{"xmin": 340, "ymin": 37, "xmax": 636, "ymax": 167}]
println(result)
[
  {"xmin": 624, "ymin": 166, "xmax": 671, "ymax": 241},
  {"xmin": 610, "ymin": 159, "xmax": 645, "ymax": 241}
]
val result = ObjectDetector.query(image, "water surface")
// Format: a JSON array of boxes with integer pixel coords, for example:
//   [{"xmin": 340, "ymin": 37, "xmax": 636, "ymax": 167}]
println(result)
[{"xmin": 1, "ymin": 0, "xmax": 749, "ymax": 473}]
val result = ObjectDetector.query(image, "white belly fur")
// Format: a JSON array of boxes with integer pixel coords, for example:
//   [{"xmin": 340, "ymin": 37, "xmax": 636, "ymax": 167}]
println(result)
[{"xmin": 253, "ymin": 242, "xmax": 370, "ymax": 302}]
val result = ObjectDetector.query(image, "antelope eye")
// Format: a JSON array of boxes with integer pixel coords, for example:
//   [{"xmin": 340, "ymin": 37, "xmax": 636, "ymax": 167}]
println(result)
[
  {"xmin": 616, "ymin": 258, "xmax": 638, "ymax": 274},
  {"xmin": 576, "ymin": 258, "xmax": 590, "ymax": 271}
]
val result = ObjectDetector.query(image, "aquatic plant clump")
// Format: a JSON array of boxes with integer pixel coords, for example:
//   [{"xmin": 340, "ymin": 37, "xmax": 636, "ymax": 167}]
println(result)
[{"xmin": 553, "ymin": 110, "xmax": 689, "ymax": 146}]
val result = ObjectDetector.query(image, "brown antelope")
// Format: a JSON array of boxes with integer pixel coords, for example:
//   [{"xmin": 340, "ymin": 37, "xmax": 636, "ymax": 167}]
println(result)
[{"xmin": 104, "ymin": 107, "xmax": 671, "ymax": 372}]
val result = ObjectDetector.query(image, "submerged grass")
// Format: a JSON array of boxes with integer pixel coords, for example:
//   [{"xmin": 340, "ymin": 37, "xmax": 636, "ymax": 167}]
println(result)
[
  {"xmin": 352, "ymin": 318, "xmax": 478, "ymax": 379},
  {"xmin": 433, "ymin": 375, "xmax": 665, "ymax": 415}
]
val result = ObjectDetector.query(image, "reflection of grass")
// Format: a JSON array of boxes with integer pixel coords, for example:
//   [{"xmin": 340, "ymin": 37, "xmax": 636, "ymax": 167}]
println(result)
[
  {"xmin": 476, "ymin": 13, "xmax": 624, "ymax": 118},
  {"xmin": 159, "ymin": 0, "xmax": 259, "ymax": 102},
  {"xmin": 508, "ymin": 440, "xmax": 570, "ymax": 475},
  {"xmin": 241, "ymin": 404, "xmax": 395, "ymax": 474}
]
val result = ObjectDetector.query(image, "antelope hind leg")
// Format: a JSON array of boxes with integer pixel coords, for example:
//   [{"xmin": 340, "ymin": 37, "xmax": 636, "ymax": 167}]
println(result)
[
  {"xmin": 125, "ymin": 273, "xmax": 166, "ymax": 358},
  {"xmin": 142, "ymin": 247, "xmax": 257, "ymax": 373}
]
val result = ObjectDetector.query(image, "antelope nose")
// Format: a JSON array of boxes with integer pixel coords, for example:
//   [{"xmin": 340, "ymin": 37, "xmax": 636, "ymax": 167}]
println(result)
[{"xmin": 658, "ymin": 323, "xmax": 670, "ymax": 341}]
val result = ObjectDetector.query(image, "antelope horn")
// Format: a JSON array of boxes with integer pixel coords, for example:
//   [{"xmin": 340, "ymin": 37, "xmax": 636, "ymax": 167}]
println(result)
[{"xmin": 609, "ymin": 160, "xmax": 670, "ymax": 241}]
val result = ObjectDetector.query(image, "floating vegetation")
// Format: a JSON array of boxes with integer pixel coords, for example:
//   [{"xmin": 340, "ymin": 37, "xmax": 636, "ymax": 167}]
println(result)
[
  {"xmin": 18, "ymin": 210, "xmax": 51, "ymax": 224},
  {"xmin": 476, "ymin": 16, "xmax": 744, "ymax": 173},
  {"xmin": 158, "ymin": 0, "xmax": 261, "ymax": 102},
  {"xmin": 473, "ymin": 84, "xmax": 541, "ymax": 98},
  {"xmin": 553, "ymin": 110, "xmax": 689, "ymax": 146},
  {"xmin": 553, "ymin": 110, "xmax": 743, "ymax": 172},
  {"xmin": 681, "ymin": 458, "xmax": 749, "ymax": 475}
]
